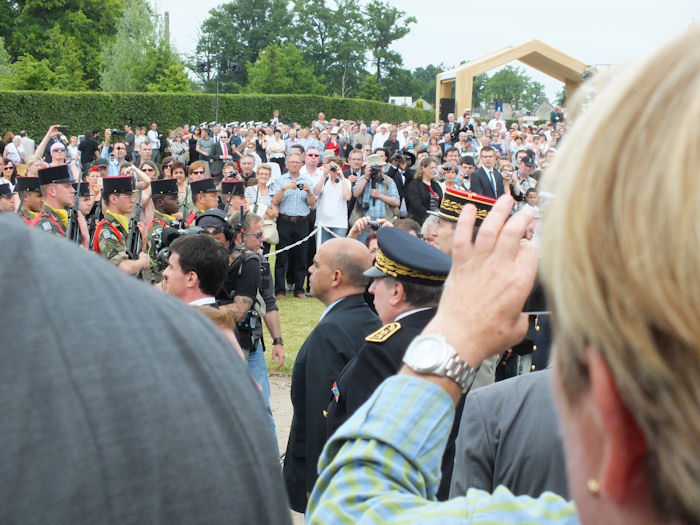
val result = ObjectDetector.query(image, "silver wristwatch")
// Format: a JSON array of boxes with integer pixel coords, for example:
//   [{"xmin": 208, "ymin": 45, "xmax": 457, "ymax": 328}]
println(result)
[{"xmin": 402, "ymin": 333, "xmax": 478, "ymax": 393}]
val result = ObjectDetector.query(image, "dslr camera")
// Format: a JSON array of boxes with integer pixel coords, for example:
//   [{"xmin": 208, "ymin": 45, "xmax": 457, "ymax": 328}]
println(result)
[
  {"xmin": 296, "ymin": 183, "xmax": 305, "ymax": 190},
  {"xmin": 110, "ymin": 128, "xmax": 124, "ymax": 136}
]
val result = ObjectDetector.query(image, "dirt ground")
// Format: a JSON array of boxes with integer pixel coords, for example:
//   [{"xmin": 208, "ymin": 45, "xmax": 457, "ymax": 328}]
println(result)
[{"xmin": 269, "ymin": 373, "xmax": 306, "ymax": 525}]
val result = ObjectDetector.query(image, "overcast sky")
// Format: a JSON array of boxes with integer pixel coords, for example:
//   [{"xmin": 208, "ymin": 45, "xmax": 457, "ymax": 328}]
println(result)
[{"xmin": 154, "ymin": 0, "xmax": 698, "ymax": 100}]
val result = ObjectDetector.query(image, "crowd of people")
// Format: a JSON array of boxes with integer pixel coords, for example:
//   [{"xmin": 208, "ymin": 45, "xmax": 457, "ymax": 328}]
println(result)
[{"xmin": 2, "ymin": 27, "xmax": 698, "ymax": 525}]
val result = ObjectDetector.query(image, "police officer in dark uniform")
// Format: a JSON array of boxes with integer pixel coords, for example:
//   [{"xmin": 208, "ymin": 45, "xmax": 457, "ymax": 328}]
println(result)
[{"xmin": 326, "ymin": 226, "xmax": 451, "ymax": 436}]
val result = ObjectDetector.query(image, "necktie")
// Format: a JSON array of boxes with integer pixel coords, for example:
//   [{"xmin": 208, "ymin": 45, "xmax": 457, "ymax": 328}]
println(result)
[
  {"xmin": 222, "ymin": 143, "xmax": 228, "ymax": 157},
  {"xmin": 488, "ymin": 170, "xmax": 496, "ymax": 196}
]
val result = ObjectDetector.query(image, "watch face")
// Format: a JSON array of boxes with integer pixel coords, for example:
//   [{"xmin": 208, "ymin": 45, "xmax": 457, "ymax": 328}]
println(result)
[{"xmin": 406, "ymin": 336, "xmax": 451, "ymax": 372}]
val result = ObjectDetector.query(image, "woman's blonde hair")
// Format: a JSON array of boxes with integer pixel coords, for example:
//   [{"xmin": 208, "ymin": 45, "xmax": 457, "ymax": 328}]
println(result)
[{"xmin": 540, "ymin": 28, "xmax": 700, "ymax": 523}]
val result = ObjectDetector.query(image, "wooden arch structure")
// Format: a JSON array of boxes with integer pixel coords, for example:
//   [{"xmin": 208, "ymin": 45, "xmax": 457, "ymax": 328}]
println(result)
[{"xmin": 435, "ymin": 39, "xmax": 594, "ymax": 121}]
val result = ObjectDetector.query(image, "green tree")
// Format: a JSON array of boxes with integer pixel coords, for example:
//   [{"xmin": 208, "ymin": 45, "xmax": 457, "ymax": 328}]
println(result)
[
  {"xmin": 358, "ymin": 74, "xmax": 380, "ymax": 101},
  {"xmin": 0, "ymin": 37, "xmax": 11, "ymax": 88},
  {"xmin": 4, "ymin": 55, "xmax": 55, "ymax": 90},
  {"xmin": 193, "ymin": 0, "xmax": 294, "ymax": 92},
  {"xmin": 4, "ymin": 0, "xmax": 124, "ymax": 89},
  {"xmin": 3, "ymin": 27, "xmax": 89, "ymax": 91},
  {"xmin": 523, "ymin": 80, "xmax": 546, "ymax": 110},
  {"xmin": 472, "ymin": 73, "xmax": 489, "ymax": 108},
  {"xmin": 412, "ymin": 64, "xmax": 445, "ymax": 102},
  {"xmin": 483, "ymin": 65, "xmax": 529, "ymax": 105},
  {"xmin": 245, "ymin": 43, "xmax": 325, "ymax": 95},
  {"xmin": 101, "ymin": 0, "xmax": 190, "ymax": 93},
  {"xmin": 363, "ymin": 0, "xmax": 416, "ymax": 84},
  {"xmin": 556, "ymin": 86, "xmax": 566, "ymax": 107},
  {"xmin": 290, "ymin": 0, "xmax": 367, "ymax": 97}
]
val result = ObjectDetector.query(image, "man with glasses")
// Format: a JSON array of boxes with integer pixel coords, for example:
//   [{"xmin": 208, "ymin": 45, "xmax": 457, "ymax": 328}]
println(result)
[
  {"xmin": 211, "ymin": 132, "xmax": 237, "ymax": 182},
  {"xmin": 272, "ymin": 151, "xmax": 316, "ymax": 299},
  {"xmin": 93, "ymin": 175, "xmax": 150, "ymax": 275},
  {"xmin": 100, "ymin": 128, "xmax": 127, "ymax": 177}
]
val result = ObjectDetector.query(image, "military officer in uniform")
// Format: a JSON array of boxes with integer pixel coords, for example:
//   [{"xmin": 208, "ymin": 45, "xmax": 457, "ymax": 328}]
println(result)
[
  {"xmin": 15, "ymin": 177, "xmax": 43, "ymax": 223},
  {"xmin": 93, "ymin": 175, "xmax": 150, "ymax": 275},
  {"xmin": 144, "ymin": 178, "xmax": 181, "ymax": 284},
  {"xmin": 186, "ymin": 177, "xmax": 219, "ymax": 225},
  {"xmin": 326, "ymin": 226, "xmax": 451, "ymax": 436},
  {"xmin": 0, "ymin": 183, "xmax": 15, "ymax": 213},
  {"xmin": 32, "ymin": 165, "xmax": 89, "ymax": 246}
]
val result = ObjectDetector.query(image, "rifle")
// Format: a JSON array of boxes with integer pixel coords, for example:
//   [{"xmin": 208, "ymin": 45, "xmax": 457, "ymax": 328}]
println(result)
[
  {"xmin": 88, "ymin": 196, "xmax": 102, "ymax": 248},
  {"xmin": 66, "ymin": 178, "xmax": 82, "ymax": 244},
  {"xmin": 126, "ymin": 183, "xmax": 143, "ymax": 260},
  {"xmin": 17, "ymin": 191, "xmax": 26, "ymax": 216},
  {"xmin": 223, "ymin": 189, "xmax": 233, "ymax": 217},
  {"xmin": 181, "ymin": 174, "xmax": 191, "ymax": 226}
]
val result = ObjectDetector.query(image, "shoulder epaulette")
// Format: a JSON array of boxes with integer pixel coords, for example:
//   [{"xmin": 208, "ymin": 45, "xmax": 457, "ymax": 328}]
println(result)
[{"xmin": 365, "ymin": 322, "xmax": 402, "ymax": 343}]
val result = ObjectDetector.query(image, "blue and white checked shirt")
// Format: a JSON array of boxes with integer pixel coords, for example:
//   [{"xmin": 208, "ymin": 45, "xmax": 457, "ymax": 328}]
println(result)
[
  {"xmin": 308, "ymin": 375, "xmax": 579, "ymax": 524},
  {"xmin": 271, "ymin": 173, "xmax": 315, "ymax": 217}
]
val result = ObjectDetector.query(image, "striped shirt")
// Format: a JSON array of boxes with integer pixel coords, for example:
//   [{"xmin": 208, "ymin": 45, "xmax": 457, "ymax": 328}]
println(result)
[{"xmin": 308, "ymin": 375, "xmax": 579, "ymax": 524}]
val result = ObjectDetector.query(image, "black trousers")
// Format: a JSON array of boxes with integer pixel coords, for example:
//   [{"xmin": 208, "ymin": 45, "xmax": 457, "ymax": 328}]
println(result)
[{"xmin": 274, "ymin": 216, "xmax": 309, "ymax": 295}]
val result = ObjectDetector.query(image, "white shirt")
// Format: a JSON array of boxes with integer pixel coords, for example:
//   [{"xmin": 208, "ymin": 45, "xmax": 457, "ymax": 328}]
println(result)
[
  {"xmin": 315, "ymin": 177, "xmax": 351, "ymax": 228},
  {"xmin": 188, "ymin": 297, "xmax": 217, "ymax": 306}
]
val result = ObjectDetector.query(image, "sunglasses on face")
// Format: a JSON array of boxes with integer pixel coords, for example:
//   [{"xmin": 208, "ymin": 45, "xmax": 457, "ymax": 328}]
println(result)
[
  {"xmin": 163, "ymin": 164, "xmax": 172, "ymax": 169},
  {"xmin": 142, "ymin": 167, "xmax": 155, "ymax": 172},
  {"xmin": 192, "ymin": 170, "xmax": 205, "ymax": 174},
  {"xmin": 244, "ymin": 232, "xmax": 264, "ymax": 240},
  {"xmin": 307, "ymin": 153, "xmax": 319, "ymax": 157},
  {"xmin": 3, "ymin": 166, "xmax": 14, "ymax": 171}
]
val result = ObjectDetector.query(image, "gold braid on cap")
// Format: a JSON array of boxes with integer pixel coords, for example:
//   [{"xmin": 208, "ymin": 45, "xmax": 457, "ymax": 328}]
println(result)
[{"xmin": 374, "ymin": 250, "xmax": 447, "ymax": 282}]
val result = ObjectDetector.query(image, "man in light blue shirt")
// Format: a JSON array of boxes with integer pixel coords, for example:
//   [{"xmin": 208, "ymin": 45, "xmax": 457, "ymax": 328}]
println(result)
[{"xmin": 271, "ymin": 151, "xmax": 317, "ymax": 298}]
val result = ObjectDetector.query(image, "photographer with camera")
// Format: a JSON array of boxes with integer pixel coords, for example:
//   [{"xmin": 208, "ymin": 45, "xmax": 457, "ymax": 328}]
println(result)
[
  {"xmin": 197, "ymin": 209, "xmax": 285, "ymax": 450},
  {"xmin": 313, "ymin": 155, "xmax": 351, "ymax": 247},
  {"xmin": 78, "ymin": 129, "xmax": 101, "ymax": 177},
  {"xmin": 350, "ymin": 154, "xmax": 400, "ymax": 237},
  {"xmin": 100, "ymin": 128, "xmax": 127, "ymax": 177},
  {"xmin": 384, "ymin": 149, "xmax": 416, "ymax": 218},
  {"xmin": 271, "ymin": 151, "xmax": 316, "ymax": 299}
]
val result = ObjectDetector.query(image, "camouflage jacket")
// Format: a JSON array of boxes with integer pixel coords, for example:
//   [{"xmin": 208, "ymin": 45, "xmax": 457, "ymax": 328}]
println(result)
[
  {"xmin": 19, "ymin": 207, "xmax": 37, "ymax": 225},
  {"xmin": 94, "ymin": 210, "xmax": 128, "ymax": 266},
  {"xmin": 31, "ymin": 204, "xmax": 66, "ymax": 236},
  {"xmin": 143, "ymin": 210, "xmax": 175, "ymax": 284}
]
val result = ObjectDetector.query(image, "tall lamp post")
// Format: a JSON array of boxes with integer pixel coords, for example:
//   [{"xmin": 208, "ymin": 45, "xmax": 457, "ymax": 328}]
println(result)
[{"xmin": 196, "ymin": 60, "xmax": 241, "ymax": 123}]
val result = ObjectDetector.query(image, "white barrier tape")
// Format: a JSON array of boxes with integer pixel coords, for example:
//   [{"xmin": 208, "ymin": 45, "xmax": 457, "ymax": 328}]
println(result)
[{"xmin": 264, "ymin": 226, "xmax": 320, "ymax": 259}]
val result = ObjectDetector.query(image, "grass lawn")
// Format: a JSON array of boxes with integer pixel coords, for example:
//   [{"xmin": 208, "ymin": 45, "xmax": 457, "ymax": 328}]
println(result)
[
  {"xmin": 263, "ymin": 293, "xmax": 325, "ymax": 374},
  {"xmin": 262, "ymin": 250, "xmax": 326, "ymax": 374}
]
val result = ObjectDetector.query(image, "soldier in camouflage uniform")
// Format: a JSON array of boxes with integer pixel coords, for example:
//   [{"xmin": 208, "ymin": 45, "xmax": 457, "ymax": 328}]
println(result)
[
  {"xmin": 0, "ymin": 183, "xmax": 15, "ymax": 213},
  {"xmin": 185, "ymin": 177, "xmax": 219, "ymax": 225},
  {"xmin": 32, "ymin": 165, "xmax": 89, "ymax": 246},
  {"xmin": 143, "ymin": 178, "xmax": 181, "ymax": 284},
  {"xmin": 93, "ymin": 175, "xmax": 150, "ymax": 275},
  {"xmin": 15, "ymin": 177, "xmax": 43, "ymax": 224}
]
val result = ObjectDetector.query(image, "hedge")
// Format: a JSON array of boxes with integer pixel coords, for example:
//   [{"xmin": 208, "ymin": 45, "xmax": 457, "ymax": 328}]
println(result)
[{"xmin": 0, "ymin": 91, "xmax": 434, "ymax": 139}]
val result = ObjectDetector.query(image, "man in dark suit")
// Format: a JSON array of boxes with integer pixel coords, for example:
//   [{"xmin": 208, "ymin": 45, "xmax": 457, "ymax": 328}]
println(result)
[
  {"xmin": 283, "ymin": 237, "xmax": 381, "ymax": 513},
  {"xmin": 469, "ymin": 145, "xmax": 505, "ymax": 198},
  {"xmin": 384, "ymin": 149, "xmax": 416, "ymax": 218},
  {"xmin": 210, "ymin": 132, "xmax": 237, "ymax": 182}
]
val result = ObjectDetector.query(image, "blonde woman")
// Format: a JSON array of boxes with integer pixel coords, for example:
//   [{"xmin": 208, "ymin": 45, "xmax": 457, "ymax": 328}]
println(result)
[{"xmin": 309, "ymin": 28, "xmax": 700, "ymax": 525}]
